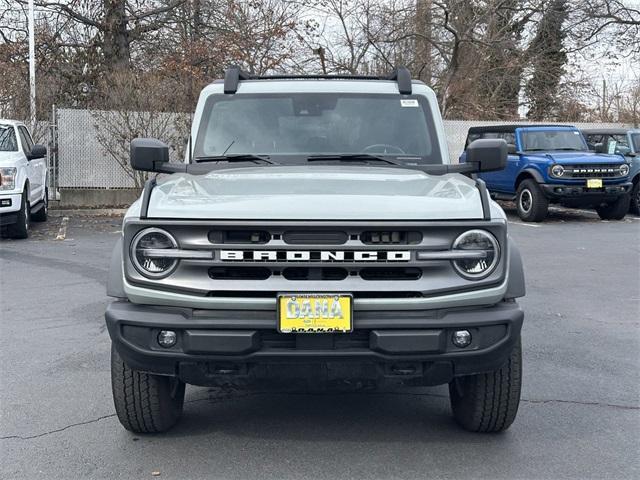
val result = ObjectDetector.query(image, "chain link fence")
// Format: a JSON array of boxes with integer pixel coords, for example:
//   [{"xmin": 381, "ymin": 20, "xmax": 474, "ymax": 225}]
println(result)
[{"xmin": 49, "ymin": 107, "xmax": 632, "ymax": 192}]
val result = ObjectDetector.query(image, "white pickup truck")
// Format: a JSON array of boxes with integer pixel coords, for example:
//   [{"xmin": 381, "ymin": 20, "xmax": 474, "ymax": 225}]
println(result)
[{"xmin": 0, "ymin": 119, "xmax": 48, "ymax": 238}]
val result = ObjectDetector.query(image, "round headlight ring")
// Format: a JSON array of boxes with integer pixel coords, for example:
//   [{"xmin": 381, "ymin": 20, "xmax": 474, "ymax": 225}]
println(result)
[
  {"xmin": 551, "ymin": 164, "xmax": 565, "ymax": 177},
  {"xmin": 130, "ymin": 227, "xmax": 179, "ymax": 279},
  {"xmin": 451, "ymin": 229, "xmax": 500, "ymax": 280},
  {"xmin": 619, "ymin": 164, "xmax": 630, "ymax": 176}
]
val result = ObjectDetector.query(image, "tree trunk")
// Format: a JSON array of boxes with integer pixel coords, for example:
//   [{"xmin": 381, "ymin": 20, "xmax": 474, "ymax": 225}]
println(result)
[{"xmin": 103, "ymin": 0, "xmax": 130, "ymax": 70}]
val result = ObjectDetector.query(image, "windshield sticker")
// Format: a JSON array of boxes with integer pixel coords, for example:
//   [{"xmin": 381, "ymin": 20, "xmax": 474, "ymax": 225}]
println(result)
[
  {"xmin": 608, "ymin": 140, "xmax": 617, "ymax": 154},
  {"xmin": 401, "ymin": 99, "xmax": 419, "ymax": 107}
]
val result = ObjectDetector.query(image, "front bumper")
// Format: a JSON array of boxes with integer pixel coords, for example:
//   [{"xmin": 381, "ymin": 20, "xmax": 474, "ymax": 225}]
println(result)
[
  {"xmin": 106, "ymin": 300, "xmax": 523, "ymax": 386},
  {"xmin": 0, "ymin": 193, "xmax": 22, "ymax": 224},
  {"xmin": 540, "ymin": 182, "xmax": 632, "ymax": 204}
]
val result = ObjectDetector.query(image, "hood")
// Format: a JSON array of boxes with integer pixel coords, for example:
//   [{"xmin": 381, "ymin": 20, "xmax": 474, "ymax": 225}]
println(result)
[
  {"xmin": 528, "ymin": 151, "xmax": 626, "ymax": 165},
  {"xmin": 144, "ymin": 166, "xmax": 484, "ymax": 220},
  {"xmin": 0, "ymin": 151, "xmax": 24, "ymax": 167}
]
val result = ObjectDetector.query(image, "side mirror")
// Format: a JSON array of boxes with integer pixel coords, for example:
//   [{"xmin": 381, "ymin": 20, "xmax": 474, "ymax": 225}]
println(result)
[
  {"xmin": 466, "ymin": 139, "xmax": 507, "ymax": 172},
  {"xmin": 28, "ymin": 144, "xmax": 47, "ymax": 160},
  {"xmin": 507, "ymin": 144, "xmax": 517, "ymax": 155},
  {"xmin": 130, "ymin": 138, "xmax": 169, "ymax": 172}
]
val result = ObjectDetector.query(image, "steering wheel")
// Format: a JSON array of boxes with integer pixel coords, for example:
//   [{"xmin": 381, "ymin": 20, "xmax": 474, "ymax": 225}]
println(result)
[{"xmin": 362, "ymin": 144, "xmax": 406, "ymax": 155}]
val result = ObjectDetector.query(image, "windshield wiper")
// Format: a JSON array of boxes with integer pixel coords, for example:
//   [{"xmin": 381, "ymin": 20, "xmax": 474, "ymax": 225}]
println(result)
[
  {"xmin": 195, "ymin": 154, "xmax": 278, "ymax": 165},
  {"xmin": 306, "ymin": 154, "xmax": 401, "ymax": 166},
  {"xmin": 554, "ymin": 148, "xmax": 584, "ymax": 151}
]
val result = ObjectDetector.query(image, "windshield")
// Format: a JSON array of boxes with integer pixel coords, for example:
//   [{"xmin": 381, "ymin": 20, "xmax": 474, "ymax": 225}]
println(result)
[
  {"xmin": 193, "ymin": 93, "xmax": 443, "ymax": 164},
  {"xmin": 632, "ymin": 133, "xmax": 640, "ymax": 152},
  {"xmin": 0, "ymin": 125, "xmax": 18, "ymax": 152},
  {"xmin": 520, "ymin": 130, "xmax": 587, "ymax": 152}
]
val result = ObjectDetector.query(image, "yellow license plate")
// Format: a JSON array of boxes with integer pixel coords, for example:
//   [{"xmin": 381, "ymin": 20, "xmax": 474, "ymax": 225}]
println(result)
[
  {"xmin": 278, "ymin": 294, "xmax": 352, "ymax": 333},
  {"xmin": 587, "ymin": 178, "xmax": 603, "ymax": 188}
]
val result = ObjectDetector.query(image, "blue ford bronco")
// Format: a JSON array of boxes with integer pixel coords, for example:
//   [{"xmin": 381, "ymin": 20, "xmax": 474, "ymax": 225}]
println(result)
[
  {"xmin": 462, "ymin": 125, "xmax": 632, "ymax": 221},
  {"xmin": 581, "ymin": 128, "xmax": 640, "ymax": 215}
]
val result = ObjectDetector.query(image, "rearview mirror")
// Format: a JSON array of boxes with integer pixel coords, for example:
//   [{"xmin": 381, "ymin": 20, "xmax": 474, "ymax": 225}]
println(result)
[
  {"xmin": 28, "ymin": 144, "xmax": 47, "ymax": 160},
  {"xmin": 130, "ymin": 138, "xmax": 170, "ymax": 172},
  {"xmin": 465, "ymin": 139, "xmax": 507, "ymax": 172}
]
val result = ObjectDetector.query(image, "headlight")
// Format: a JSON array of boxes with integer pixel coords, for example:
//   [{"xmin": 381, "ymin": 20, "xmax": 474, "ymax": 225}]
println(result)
[
  {"xmin": 451, "ymin": 229, "xmax": 500, "ymax": 280},
  {"xmin": 550, "ymin": 164, "xmax": 565, "ymax": 177},
  {"xmin": 130, "ymin": 227, "xmax": 178, "ymax": 278},
  {"xmin": 619, "ymin": 164, "xmax": 630, "ymax": 176},
  {"xmin": 0, "ymin": 167, "xmax": 16, "ymax": 190}
]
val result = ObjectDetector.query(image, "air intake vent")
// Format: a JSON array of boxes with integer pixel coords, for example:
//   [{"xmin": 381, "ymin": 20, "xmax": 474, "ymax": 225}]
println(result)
[
  {"xmin": 282, "ymin": 267, "xmax": 348, "ymax": 281},
  {"xmin": 361, "ymin": 231, "xmax": 422, "ymax": 245},
  {"xmin": 283, "ymin": 231, "xmax": 348, "ymax": 245},
  {"xmin": 208, "ymin": 230, "xmax": 271, "ymax": 244},
  {"xmin": 360, "ymin": 268, "xmax": 422, "ymax": 281},
  {"xmin": 209, "ymin": 267, "xmax": 271, "ymax": 280}
]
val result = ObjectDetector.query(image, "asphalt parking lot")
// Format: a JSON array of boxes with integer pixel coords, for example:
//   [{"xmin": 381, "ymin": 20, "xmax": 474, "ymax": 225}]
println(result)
[{"xmin": 1, "ymin": 206, "xmax": 639, "ymax": 480}]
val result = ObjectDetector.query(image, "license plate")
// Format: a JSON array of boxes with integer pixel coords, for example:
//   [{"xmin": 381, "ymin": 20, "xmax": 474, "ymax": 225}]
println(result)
[
  {"xmin": 278, "ymin": 294, "xmax": 352, "ymax": 333},
  {"xmin": 587, "ymin": 178, "xmax": 603, "ymax": 188}
]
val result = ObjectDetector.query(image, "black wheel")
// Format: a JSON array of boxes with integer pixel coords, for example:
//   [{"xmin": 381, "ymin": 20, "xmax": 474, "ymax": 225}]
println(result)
[
  {"xmin": 595, "ymin": 194, "xmax": 630, "ymax": 220},
  {"xmin": 7, "ymin": 189, "xmax": 30, "ymax": 239},
  {"xmin": 31, "ymin": 187, "xmax": 48, "ymax": 222},
  {"xmin": 516, "ymin": 179, "xmax": 548, "ymax": 222},
  {"xmin": 629, "ymin": 182, "xmax": 639, "ymax": 216},
  {"xmin": 449, "ymin": 338, "xmax": 522, "ymax": 433},
  {"xmin": 111, "ymin": 345, "xmax": 185, "ymax": 433}
]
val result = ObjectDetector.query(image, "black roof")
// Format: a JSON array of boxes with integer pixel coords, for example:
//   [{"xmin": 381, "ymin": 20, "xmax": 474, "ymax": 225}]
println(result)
[
  {"xmin": 467, "ymin": 124, "xmax": 568, "ymax": 135},
  {"xmin": 580, "ymin": 128, "xmax": 630, "ymax": 135}
]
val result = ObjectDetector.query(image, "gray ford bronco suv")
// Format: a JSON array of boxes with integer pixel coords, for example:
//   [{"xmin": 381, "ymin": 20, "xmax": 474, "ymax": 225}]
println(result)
[{"xmin": 106, "ymin": 67, "xmax": 526, "ymax": 434}]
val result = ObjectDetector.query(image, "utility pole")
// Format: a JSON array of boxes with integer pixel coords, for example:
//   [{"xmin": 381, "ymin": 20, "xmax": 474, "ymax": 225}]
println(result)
[{"xmin": 28, "ymin": 0, "xmax": 36, "ymax": 128}]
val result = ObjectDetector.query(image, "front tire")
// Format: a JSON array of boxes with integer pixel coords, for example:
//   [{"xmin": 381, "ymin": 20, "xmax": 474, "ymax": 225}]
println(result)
[
  {"xmin": 595, "ymin": 195, "xmax": 630, "ymax": 220},
  {"xmin": 629, "ymin": 182, "xmax": 639, "ymax": 216},
  {"xmin": 7, "ymin": 190, "xmax": 30, "ymax": 239},
  {"xmin": 111, "ymin": 345, "xmax": 185, "ymax": 433},
  {"xmin": 516, "ymin": 179, "xmax": 548, "ymax": 222},
  {"xmin": 449, "ymin": 338, "xmax": 522, "ymax": 433}
]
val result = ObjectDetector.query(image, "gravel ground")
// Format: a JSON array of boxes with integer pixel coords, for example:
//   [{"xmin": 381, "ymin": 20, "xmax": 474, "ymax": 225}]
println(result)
[{"xmin": 1, "ymin": 205, "xmax": 639, "ymax": 480}]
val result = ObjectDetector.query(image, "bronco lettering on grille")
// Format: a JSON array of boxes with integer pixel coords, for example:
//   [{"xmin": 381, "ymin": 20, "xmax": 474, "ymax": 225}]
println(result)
[{"xmin": 219, "ymin": 250, "xmax": 411, "ymax": 262}]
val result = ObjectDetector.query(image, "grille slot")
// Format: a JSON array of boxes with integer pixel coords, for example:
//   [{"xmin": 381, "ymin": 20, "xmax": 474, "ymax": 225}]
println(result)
[
  {"xmin": 282, "ymin": 267, "xmax": 348, "ymax": 281},
  {"xmin": 361, "ymin": 231, "xmax": 422, "ymax": 244},
  {"xmin": 283, "ymin": 231, "xmax": 348, "ymax": 245},
  {"xmin": 261, "ymin": 331, "xmax": 370, "ymax": 350},
  {"xmin": 208, "ymin": 230, "xmax": 271, "ymax": 244},
  {"xmin": 209, "ymin": 267, "xmax": 271, "ymax": 280},
  {"xmin": 360, "ymin": 267, "xmax": 422, "ymax": 281}
]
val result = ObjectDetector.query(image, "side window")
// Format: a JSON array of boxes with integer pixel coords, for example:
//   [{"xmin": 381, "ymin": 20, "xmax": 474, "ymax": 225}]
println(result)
[
  {"xmin": 501, "ymin": 132, "xmax": 515, "ymax": 144},
  {"xmin": 17, "ymin": 126, "xmax": 34, "ymax": 154}
]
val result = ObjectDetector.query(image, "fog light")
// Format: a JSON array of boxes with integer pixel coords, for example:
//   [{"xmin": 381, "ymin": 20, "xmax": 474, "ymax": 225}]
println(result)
[
  {"xmin": 452, "ymin": 330, "xmax": 472, "ymax": 348},
  {"xmin": 158, "ymin": 330, "xmax": 177, "ymax": 348}
]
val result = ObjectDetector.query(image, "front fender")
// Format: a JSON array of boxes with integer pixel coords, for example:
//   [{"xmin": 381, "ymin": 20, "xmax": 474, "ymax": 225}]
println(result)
[{"xmin": 107, "ymin": 237, "xmax": 126, "ymax": 298}]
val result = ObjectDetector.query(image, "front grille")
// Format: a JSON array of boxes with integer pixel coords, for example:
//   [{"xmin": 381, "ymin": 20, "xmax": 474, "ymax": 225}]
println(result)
[
  {"xmin": 126, "ymin": 220, "xmax": 507, "ymax": 297},
  {"xmin": 562, "ymin": 164, "xmax": 624, "ymax": 178}
]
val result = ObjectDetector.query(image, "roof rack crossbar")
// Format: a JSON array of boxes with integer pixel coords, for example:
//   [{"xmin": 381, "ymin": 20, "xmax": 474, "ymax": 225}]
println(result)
[{"xmin": 222, "ymin": 65, "xmax": 413, "ymax": 95}]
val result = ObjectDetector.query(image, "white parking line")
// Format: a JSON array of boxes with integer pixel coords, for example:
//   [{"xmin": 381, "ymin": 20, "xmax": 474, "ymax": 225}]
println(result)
[{"xmin": 55, "ymin": 216, "xmax": 69, "ymax": 241}]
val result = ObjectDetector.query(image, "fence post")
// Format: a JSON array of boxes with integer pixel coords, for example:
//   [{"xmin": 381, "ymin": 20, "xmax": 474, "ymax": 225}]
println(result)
[{"xmin": 48, "ymin": 104, "xmax": 59, "ymax": 200}]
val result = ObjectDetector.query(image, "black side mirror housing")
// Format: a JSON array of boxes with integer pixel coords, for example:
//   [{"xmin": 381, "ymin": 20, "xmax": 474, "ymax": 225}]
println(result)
[
  {"xmin": 507, "ymin": 143, "xmax": 517, "ymax": 155},
  {"xmin": 130, "ymin": 138, "xmax": 170, "ymax": 172},
  {"xmin": 28, "ymin": 144, "xmax": 47, "ymax": 160},
  {"xmin": 466, "ymin": 139, "xmax": 508, "ymax": 172}
]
